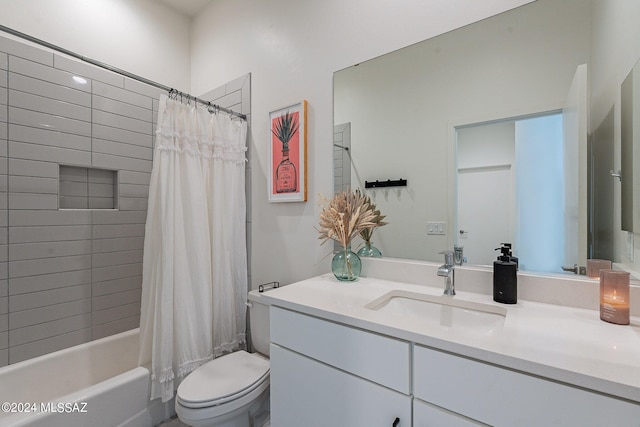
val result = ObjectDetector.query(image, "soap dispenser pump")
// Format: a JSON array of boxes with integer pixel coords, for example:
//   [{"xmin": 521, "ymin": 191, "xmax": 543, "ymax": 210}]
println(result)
[{"xmin": 493, "ymin": 243, "xmax": 517, "ymax": 304}]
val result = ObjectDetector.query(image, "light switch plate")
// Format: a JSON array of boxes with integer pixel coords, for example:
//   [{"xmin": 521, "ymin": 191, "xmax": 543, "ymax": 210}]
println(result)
[{"xmin": 427, "ymin": 221, "xmax": 447, "ymax": 235}]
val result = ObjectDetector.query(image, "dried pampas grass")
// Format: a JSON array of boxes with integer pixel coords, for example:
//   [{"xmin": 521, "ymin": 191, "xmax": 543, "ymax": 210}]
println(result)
[{"xmin": 317, "ymin": 190, "xmax": 377, "ymax": 248}]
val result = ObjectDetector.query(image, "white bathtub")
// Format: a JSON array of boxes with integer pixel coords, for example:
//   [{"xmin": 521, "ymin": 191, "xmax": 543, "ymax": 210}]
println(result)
[{"xmin": 0, "ymin": 329, "xmax": 174, "ymax": 427}]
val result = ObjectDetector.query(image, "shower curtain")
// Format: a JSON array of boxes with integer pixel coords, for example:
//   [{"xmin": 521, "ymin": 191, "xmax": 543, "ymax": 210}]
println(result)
[{"xmin": 138, "ymin": 94, "xmax": 248, "ymax": 402}]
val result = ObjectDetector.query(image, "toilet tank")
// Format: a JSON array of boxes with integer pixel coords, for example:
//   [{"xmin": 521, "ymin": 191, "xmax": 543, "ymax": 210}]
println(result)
[{"xmin": 247, "ymin": 290, "xmax": 271, "ymax": 356}]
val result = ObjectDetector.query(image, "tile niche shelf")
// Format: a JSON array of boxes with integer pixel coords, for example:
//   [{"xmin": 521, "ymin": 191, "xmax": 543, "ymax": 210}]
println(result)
[{"xmin": 59, "ymin": 165, "xmax": 118, "ymax": 210}]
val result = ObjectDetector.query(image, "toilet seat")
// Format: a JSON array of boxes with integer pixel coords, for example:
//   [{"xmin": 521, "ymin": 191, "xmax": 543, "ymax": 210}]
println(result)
[{"xmin": 177, "ymin": 351, "xmax": 270, "ymax": 409}]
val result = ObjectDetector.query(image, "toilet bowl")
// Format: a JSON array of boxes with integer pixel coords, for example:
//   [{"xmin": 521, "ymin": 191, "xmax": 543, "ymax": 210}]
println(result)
[{"xmin": 175, "ymin": 290, "xmax": 271, "ymax": 427}]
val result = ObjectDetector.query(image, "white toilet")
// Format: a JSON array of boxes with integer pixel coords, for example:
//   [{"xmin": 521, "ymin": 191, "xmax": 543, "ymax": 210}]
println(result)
[{"xmin": 175, "ymin": 290, "xmax": 271, "ymax": 427}]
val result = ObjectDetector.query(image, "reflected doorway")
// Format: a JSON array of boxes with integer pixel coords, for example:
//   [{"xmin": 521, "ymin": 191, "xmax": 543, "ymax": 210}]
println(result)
[{"xmin": 456, "ymin": 113, "xmax": 565, "ymax": 272}]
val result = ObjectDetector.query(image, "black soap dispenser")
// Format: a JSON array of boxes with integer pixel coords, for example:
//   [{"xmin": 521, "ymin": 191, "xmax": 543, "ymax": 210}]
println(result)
[{"xmin": 493, "ymin": 244, "xmax": 517, "ymax": 304}]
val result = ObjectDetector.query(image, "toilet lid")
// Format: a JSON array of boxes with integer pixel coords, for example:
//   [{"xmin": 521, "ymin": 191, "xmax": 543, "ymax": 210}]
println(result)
[{"xmin": 177, "ymin": 351, "xmax": 269, "ymax": 407}]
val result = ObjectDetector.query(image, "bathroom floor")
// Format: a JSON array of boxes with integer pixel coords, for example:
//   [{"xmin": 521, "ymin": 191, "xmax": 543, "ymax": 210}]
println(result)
[{"xmin": 157, "ymin": 416, "xmax": 189, "ymax": 427}]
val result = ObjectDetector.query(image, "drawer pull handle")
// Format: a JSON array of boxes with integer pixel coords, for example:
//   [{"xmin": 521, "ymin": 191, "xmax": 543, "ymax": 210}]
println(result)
[{"xmin": 392, "ymin": 417, "xmax": 400, "ymax": 427}]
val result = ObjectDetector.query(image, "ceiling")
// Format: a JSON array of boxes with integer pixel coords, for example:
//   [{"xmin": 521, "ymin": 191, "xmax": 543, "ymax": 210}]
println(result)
[{"xmin": 155, "ymin": 0, "xmax": 213, "ymax": 17}]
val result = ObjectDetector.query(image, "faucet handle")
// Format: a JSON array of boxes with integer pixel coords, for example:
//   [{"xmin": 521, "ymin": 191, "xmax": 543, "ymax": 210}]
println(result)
[{"xmin": 439, "ymin": 250, "xmax": 454, "ymax": 266}]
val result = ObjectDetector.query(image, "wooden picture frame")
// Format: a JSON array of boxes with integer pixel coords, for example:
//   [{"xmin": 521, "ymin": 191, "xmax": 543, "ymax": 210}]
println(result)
[{"xmin": 268, "ymin": 100, "xmax": 308, "ymax": 202}]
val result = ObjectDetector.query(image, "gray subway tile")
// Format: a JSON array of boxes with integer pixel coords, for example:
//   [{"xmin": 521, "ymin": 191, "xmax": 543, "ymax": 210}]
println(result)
[
  {"xmin": 119, "ymin": 170, "xmax": 151, "ymax": 186},
  {"xmin": 92, "ymin": 315, "xmax": 139, "ymax": 340},
  {"xmin": 0, "ymin": 296, "xmax": 6, "ymax": 315},
  {"xmin": 93, "ymin": 109, "xmax": 152, "ymax": 135},
  {"xmin": 92, "ymin": 152, "xmax": 151, "ymax": 173},
  {"xmin": 9, "ymin": 269, "xmax": 92, "ymax": 295},
  {"xmin": 9, "ymin": 72, "xmax": 91, "ymax": 107},
  {"xmin": 8, "ymin": 107, "xmax": 91, "ymax": 137},
  {"xmin": 0, "ymin": 333, "xmax": 7, "ymax": 352},
  {"xmin": 0, "ymin": 53, "xmax": 7, "ymax": 70},
  {"xmin": 59, "ymin": 165, "xmax": 88, "ymax": 182},
  {"xmin": 91, "ymin": 236, "xmax": 144, "ymax": 253},
  {"xmin": 8, "ymin": 175, "xmax": 58, "ymax": 194},
  {"xmin": 87, "ymin": 198, "xmax": 114, "ymax": 209},
  {"xmin": 9, "ymin": 254, "xmax": 91, "ymax": 278},
  {"xmin": 88, "ymin": 167, "xmax": 115, "ymax": 183},
  {"xmin": 0, "ymin": 122, "xmax": 7, "ymax": 139},
  {"xmin": 92, "ymin": 138, "xmax": 152, "ymax": 160},
  {"xmin": 9, "ymin": 210, "xmax": 91, "ymax": 227},
  {"xmin": 9, "ymin": 298, "xmax": 91, "ymax": 329},
  {"xmin": 9, "ymin": 124, "xmax": 91, "ymax": 151},
  {"xmin": 9, "ymin": 89, "xmax": 91, "ymax": 122},
  {"xmin": 123, "ymin": 77, "xmax": 165, "ymax": 100},
  {"xmin": 93, "ymin": 276, "xmax": 141, "ymax": 297},
  {"xmin": 8, "ymin": 158, "xmax": 58, "ymax": 178},
  {"xmin": 8, "ymin": 193, "xmax": 58, "ymax": 210},
  {"xmin": 92, "ymin": 224, "xmax": 144, "ymax": 239},
  {"xmin": 9, "ymin": 225, "xmax": 92, "ymax": 244},
  {"xmin": 92, "ymin": 249, "xmax": 143, "ymax": 268},
  {"xmin": 59, "ymin": 196, "xmax": 87, "ymax": 209},
  {"xmin": 93, "ymin": 288, "xmax": 140, "ymax": 311},
  {"xmin": 9, "ymin": 284, "xmax": 91, "ymax": 312},
  {"xmin": 0, "ymin": 87, "xmax": 6, "ymax": 103},
  {"xmin": 92, "ymin": 123, "xmax": 152, "ymax": 148},
  {"xmin": 118, "ymin": 197, "xmax": 148, "ymax": 211},
  {"xmin": 93, "ymin": 81, "xmax": 150, "ymax": 109},
  {"xmin": 53, "ymin": 54, "xmax": 123, "ymax": 87},
  {"xmin": 0, "ymin": 349, "xmax": 6, "ymax": 367},
  {"xmin": 9, "ymin": 141, "xmax": 91, "ymax": 165},
  {"xmin": 9, "ymin": 328, "xmax": 91, "ymax": 364},
  {"xmin": 9, "ymin": 56, "xmax": 88, "ymax": 91},
  {"xmin": 88, "ymin": 182, "xmax": 115, "ymax": 198},
  {"xmin": 0, "ymin": 244, "xmax": 7, "ymax": 262},
  {"xmin": 93, "ymin": 94, "xmax": 152, "ymax": 122},
  {"xmin": 91, "ymin": 210, "xmax": 146, "ymax": 225},
  {"xmin": 0, "ymin": 313, "xmax": 6, "ymax": 331},
  {"xmin": 9, "ymin": 313, "xmax": 91, "ymax": 347},
  {"xmin": 60, "ymin": 180, "xmax": 88, "ymax": 197},
  {"xmin": 0, "ymin": 105, "xmax": 6, "ymax": 123},
  {"xmin": 92, "ymin": 263, "xmax": 141, "ymax": 283},
  {"xmin": 9, "ymin": 240, "xmax": 92, "ymax": 261},
  {"xmin": 119, "ymin": 183, "xmax": 149, "ymax": 198},
  {"xmin": 92, "ymin": 301, "xmax": 139, "ymax": 325},
  {"xmin": 1, "ymin": 39, "xmax": 53, "ymax": 66}
]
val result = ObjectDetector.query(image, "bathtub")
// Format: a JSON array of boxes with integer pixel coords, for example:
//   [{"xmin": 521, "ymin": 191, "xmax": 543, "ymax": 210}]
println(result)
[{"xmin": 0, "ymin": 329, "xmax": 174, "ymax": 427}]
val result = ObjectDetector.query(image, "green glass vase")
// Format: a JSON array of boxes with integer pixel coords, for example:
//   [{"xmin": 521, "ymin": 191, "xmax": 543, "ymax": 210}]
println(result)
[
  {"xmin": 331, "ymin": 245, "xmax": 362, "ymax": 281},
  {"xmin": 357, "ymin": 241, "xmax": 382, "ymax": 258}
]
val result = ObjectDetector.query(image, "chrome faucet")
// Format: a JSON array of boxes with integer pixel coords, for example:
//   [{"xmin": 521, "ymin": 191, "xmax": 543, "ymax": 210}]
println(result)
[{"xmin": 437, "ymin": 250, "xmax": 456, "ymax": 296}]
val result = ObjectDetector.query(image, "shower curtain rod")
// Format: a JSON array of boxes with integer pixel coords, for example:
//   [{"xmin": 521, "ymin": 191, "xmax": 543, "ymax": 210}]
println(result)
[{"xmin": 0, "ymin": 24, "xmax": 247, "ymax": 120}]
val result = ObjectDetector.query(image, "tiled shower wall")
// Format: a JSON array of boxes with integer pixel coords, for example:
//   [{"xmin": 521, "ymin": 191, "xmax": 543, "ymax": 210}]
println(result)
[{"xmin": 0, "ymin": 34, "xmax": 251, "ymax": 366}]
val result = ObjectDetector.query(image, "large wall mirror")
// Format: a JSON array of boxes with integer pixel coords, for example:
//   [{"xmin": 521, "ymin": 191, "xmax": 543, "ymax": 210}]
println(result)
[{"xmin": 333, "ymin": 0, "xmax": 623, "ymax": 274}]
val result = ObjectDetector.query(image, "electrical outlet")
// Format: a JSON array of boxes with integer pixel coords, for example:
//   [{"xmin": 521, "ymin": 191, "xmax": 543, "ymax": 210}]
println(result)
[{"xmin": 427, "ymin": 221, "xmax": 447, "ymax": 235}]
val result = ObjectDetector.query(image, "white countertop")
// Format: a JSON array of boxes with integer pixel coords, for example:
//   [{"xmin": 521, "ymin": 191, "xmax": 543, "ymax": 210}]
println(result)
[{"xmin": 260, "ymin": 274, "xmax": 640, "ymax": 403}]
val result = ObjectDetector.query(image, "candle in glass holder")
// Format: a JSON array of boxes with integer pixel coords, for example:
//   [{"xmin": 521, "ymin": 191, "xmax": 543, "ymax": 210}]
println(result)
[
  {"xmin": 599, "ymin": 270, "xmax": 630, "ymax": 325},
  {"xmin": 587, "ymin": 259, "xmax": 612, "ymax": 279}
]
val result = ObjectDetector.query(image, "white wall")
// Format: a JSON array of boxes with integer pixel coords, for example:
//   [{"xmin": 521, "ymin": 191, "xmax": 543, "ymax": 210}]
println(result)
[
  {"xmin": 0, "ymin": 0, "xmax": 191, "ymax": 91},
  {"xmin": 590, "ymin": 0, "xmax": 640, "ymax": 274},
  {"xmin": 191, "ymin": 0, "xmax": 535, "ymax": 287}
]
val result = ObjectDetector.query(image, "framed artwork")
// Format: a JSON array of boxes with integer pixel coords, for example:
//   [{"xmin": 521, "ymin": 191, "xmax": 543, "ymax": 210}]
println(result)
[{"xmin": 268, "ymin": 100, "xmax": 308, "ymax": 202}]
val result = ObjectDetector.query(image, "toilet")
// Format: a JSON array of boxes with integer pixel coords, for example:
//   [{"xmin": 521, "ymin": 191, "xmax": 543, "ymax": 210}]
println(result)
[{"xmin": 175, "ymin": 290, "xmax": 271, "ymax": 427}]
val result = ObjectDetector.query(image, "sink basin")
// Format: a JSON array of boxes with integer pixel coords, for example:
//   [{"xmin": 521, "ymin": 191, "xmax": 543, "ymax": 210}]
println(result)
[{"xmin": 365, "ymin": 290, "xmax": 507, "ymax": 333}]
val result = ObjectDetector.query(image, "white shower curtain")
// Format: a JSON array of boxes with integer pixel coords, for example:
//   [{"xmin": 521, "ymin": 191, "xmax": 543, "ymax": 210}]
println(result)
[{"xmin": 138, "ymin": 94, "xmax": 248, "ymax": 403}]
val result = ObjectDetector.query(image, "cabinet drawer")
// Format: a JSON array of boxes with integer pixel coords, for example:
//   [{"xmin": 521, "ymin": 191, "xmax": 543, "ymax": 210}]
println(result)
[
  {"xmin": 413, "ymin": 398, "xmax": 487, "ymax": 427},
  {"xmin": 271, "ymin": 306, "xmax": 411, "ymax": 393},
  {"xmin": 271, "ymin": 344, "xmax": 411, "ymax": 427},
  {"xmin": 414, "ymin": 345, "xmax": 640, "ymax": 427}
]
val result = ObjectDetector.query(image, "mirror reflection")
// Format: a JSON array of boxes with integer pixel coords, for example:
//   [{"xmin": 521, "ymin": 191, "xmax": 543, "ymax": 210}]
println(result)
[{"xmin": 333, "ymin": 0, "xmax": 599, "ymax": 273}]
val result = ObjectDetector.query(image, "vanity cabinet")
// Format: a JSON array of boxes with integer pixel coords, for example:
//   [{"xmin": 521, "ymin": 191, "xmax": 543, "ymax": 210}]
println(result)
[
  {"xmin": 413, "ymin": 345, "xmax": 640, "ymax": 426},
  {"xmin": 269, "ymin": 305, "xmax": 640, "ymax": 427},
  {"xmin": 270, "ymin": 306, "xmax": 411, "ymax": 427}
]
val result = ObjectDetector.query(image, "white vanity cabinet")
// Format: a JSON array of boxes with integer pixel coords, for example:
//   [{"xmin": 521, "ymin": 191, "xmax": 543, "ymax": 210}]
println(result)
[
  {"xmin": 270, "ymin": 306, "xmax": 412, "ymax": 427},
  {"xmin": 413, "ymin": 345, "xmax": 640, "ymax": 426}
]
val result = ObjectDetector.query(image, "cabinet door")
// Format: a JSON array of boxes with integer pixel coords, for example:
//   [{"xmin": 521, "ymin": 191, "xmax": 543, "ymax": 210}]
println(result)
[
  {"xmin": 414, "ymin": 345, "xmax": 640, "ymax": 426},
  {"xmin": 270, "ymin": 343, "xmax": 411, "ymax": 427},
  {"xmin": 414, "ymin": 398, "xmax": 487, "ymax": 427}
]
